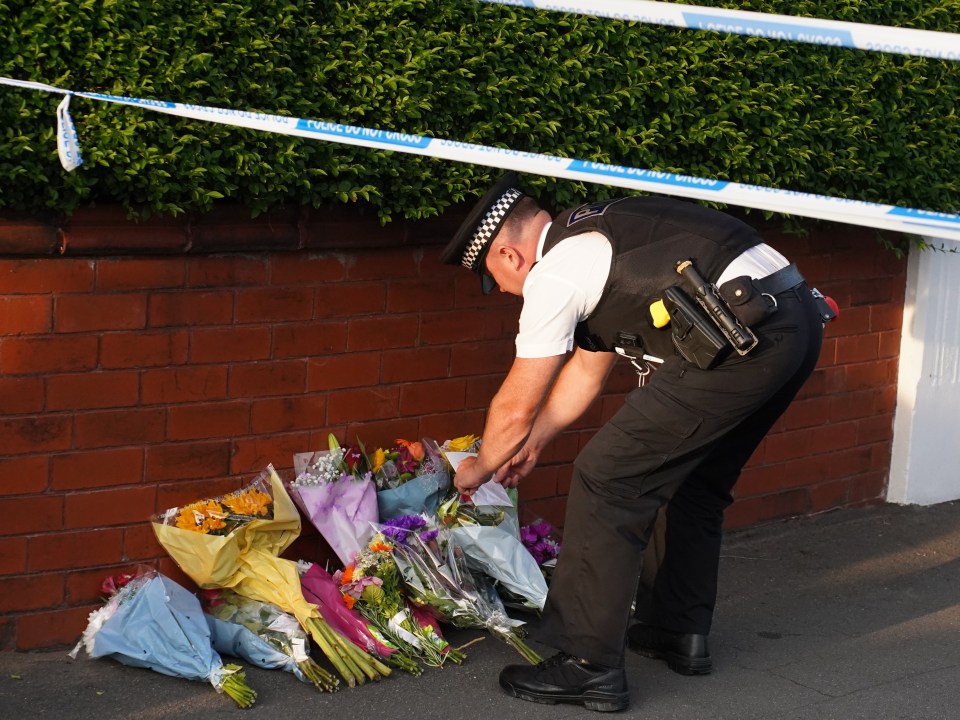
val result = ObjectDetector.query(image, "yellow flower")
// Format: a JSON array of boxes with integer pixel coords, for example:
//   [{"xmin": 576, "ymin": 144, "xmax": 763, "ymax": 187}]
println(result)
[
  {"xmin": 371, "ymin": 448, "xmax": 386, "ymax": 473},
  {"xmin": 200, "ymin": 515, "xmax": 227, "ymax": 534},
  {"xmin": 175, "ymin": 500, "xmax": 227, "ymax": 534},
  {"xmin": 446, "ymin": 434, "xmax": 480, "ymax": 452},
  {"xmin": 222, "ymin": 486, "xmax": 272, "ymax": 517}
]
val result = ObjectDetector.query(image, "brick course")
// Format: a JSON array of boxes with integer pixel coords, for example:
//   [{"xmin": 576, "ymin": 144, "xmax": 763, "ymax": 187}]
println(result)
[{"xmin": 0, "ymin": 208, "xmax": 903, "ymax": 650}]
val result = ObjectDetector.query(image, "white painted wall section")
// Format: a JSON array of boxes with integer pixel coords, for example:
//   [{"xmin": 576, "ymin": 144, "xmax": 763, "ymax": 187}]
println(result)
[{"xmin": 889, "ymin": 237, "xmax": 960, "ymax": 505}]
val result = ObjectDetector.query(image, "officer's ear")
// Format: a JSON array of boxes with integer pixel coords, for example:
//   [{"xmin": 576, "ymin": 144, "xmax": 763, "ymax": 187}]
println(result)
[{"xmin": 495, "ymin": 244, "xmax": 520, "ymax": 271}]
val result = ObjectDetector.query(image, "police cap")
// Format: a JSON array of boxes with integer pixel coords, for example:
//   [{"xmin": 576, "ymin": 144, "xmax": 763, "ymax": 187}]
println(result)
[{"xmin": 440, "ymin": 172, "xmax": 526, "ymax": 294}]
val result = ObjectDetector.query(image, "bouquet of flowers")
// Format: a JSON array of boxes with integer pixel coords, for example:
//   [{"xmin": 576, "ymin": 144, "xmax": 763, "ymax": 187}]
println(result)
[
  {"xmin": 336, "ymin": 531, "xmax": 464, "ymax": 668},
  {"xmin": 438, "ymin": 484, "xmax": 516, "ymax": 529},
  {"xmin": 388, "ymin": 514, "xmax": 543, "ymax": 665},
  {"xmin": 299, "ymin": 562, "xmax": 422, "ymax": 676},
  {"xmin": 289, "ymin": 434, "xmax": 378, "ymax": 567},
  {"xmin": 372, "ymin": 438, "xmax": 451, "ymax": 519},
  {"xmin": 152, "ymin": 465, "xmax": 391, "ymax": 688},
  {"xmin": 70, "ymin": 571, "xmax": 256, "ymax": 708},
  {"xmin": 201, "ymin": 588, "xmax": 338, "ymax": 692},
  {"xmin": 436, "ymin": 475, "xmax": 547, "ymax": 611}
]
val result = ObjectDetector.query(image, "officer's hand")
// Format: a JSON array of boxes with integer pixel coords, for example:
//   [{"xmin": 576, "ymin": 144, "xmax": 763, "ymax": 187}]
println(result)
[
  {"xmin": 495, "ymin": 446, "xmax": 538, "ymax": 489},
  {"xmin": 453, "ymin": 456, "xmax": 490, "ymax": 496}
]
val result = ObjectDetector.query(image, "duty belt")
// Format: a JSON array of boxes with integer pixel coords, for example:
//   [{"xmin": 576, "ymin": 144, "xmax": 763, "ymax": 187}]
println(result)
[{"xmin": 752, "ymin": 263, "xmax": 805, "ymax": 297}]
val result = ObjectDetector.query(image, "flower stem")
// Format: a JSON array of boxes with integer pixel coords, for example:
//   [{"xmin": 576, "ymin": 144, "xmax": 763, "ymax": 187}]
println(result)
[
  {"xmin": 334, "ymin": 637, "xmax": 368, "ymax": 685},
  {"xmin": 506, "ymin": 632, "xmax": 543, "ymax": 665},
  {"xmin": 219, "ymin": 664, "xmax": 257, "ymax": 708},
  {"xmin": 296, "ymin": 658, "xmax": 339, "ymax": 692},
  {"xmin": 386, "ymin": 651, "xmax": 422, "ymax": 676},
  {"xmin": 444, "ymin": 646, "xmax": 468, "ymax": 664},
  {"xmin": 306, "ymin": 617, "xmax": 357, "ymax": 687},
  {"xmin": 350, "ymin": 642, "xmax": 392, "ymax": 679}
]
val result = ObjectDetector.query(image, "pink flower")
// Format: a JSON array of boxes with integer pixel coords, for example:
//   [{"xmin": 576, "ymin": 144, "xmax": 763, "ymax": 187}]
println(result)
[
  {"xmin": 199, "ymin": 588, "xmax": 225, "ymax": 608},
  {"xmin": 340, "ymin": 574, "xmax": 383, "ymax": 599},
  {"xmin": 100, "ymin": 572, "xmax": 135, "ymax": 597}
]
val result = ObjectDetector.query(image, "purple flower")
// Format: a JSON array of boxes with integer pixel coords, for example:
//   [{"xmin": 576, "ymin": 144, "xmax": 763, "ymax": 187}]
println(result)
[
  {"xmin": 418, "ymin": 528, "xmax": 439, "ymax": 543},
  {"xmin": 521, "ymin": 526, "xmax": 561, "ymax": 564},
  {"xmin": 521, "ymin": 520, "xmax": 560, "ymax": 565},
  {"xmin": 394, "ymin": 446, "xmax": 420, "ymax": 475},
  {"xmin": 382, "ymin": 515, "xmax": 427, "ymax": 545},
  {"xmin": 532, "ymin": 540, "xmax": 560, "ymax": 564},
  {"xmin": 529, "ymin": 521, "xmax": 554, "ymax": 539}
]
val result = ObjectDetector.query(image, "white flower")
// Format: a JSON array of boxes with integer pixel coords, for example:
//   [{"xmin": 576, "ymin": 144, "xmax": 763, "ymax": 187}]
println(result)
[{"xmin": 292, "ymin": 449, "xmax": 345, "ymax": 486}]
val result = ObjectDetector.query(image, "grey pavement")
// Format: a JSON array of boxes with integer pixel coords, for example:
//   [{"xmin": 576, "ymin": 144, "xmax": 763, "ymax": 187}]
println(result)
[{"xmin": 2, "ymin": 500, "xmax": 959, "ymax": 720}]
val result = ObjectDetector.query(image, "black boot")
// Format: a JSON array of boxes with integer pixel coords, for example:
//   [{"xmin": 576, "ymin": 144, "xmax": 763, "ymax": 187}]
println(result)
[
  {"xmin": 499, "ymin": 652, "xmax": 630, "ymax": 712},
  {"xmin": 627, "ymin": 623, "xmax": 712, "ymax": 675}
]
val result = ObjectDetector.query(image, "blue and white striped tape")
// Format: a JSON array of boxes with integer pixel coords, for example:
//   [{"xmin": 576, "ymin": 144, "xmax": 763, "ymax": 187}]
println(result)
[
  {"xmin": 486, "ymin": 1, "xmax": 960, "ymax": 61},
  {"xmin": 55, "ymin": 93, "xmax": 83, "ymax": 172},
  {"xmin": 2, "ymin": 76, "xmax": 958, "ymax": 242}
]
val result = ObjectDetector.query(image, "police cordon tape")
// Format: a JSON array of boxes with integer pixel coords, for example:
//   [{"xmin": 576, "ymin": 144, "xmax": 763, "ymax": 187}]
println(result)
[
  {"xmin": 2, "ymin": 75, "xmax": 959, "ymax": 243},
  {"xmin": 485, "ymin": 1, "xmax": 960, "ymax": 61}
]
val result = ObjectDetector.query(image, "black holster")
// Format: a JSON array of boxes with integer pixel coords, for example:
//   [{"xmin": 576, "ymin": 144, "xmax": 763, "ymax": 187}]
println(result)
[{"xmin": 662, "ymin": 286, "xmax": 729, "ymax": 370}]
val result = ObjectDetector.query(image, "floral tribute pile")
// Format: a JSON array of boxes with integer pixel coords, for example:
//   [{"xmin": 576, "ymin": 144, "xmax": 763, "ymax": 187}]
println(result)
[{"xmin": 72, "ymin": 434, "xmax": 562, "ymax": 706}]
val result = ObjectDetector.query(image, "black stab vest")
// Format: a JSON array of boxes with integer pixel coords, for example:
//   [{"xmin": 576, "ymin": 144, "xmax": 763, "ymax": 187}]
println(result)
[{"xmin": 542, "ymin": 197, "xmax": 762, "ymax": 360}]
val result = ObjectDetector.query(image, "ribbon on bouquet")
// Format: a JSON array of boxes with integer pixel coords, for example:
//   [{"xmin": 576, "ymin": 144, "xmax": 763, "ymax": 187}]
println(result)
[
  {"xmin": 388, "ymin": 610, "xmax": 423, "ymax": 649},
  {"xmin": 2, "ymin": 75, "xmax": 960, "ymax": 242},
  {"xmin": 483, "ymin": 1, "xmax": 960, "ymax": 61}
]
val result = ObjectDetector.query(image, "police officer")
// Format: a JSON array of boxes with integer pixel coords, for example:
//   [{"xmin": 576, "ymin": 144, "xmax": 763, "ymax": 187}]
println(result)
[{"xmin": 442, "ymin": 173, "xmax": 825, "ymax": 712}]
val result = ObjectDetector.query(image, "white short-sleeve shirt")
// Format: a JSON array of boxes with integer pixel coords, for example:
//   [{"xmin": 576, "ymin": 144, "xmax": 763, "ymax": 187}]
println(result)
[{"xmin": 515, "ymin": 226, "xmax": 611, "ymax": 358}]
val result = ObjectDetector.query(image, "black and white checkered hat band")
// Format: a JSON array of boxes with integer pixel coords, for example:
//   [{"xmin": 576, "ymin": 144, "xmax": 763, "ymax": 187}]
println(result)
[{"xmin": 461, "ymin": 187, "xmax": 523, "ymax": 271}]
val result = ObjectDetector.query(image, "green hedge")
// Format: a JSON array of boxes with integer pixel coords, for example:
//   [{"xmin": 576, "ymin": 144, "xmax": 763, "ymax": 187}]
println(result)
[{"xmin": 1, "ymin": 0, "xmax": 958, "ymax": 223}]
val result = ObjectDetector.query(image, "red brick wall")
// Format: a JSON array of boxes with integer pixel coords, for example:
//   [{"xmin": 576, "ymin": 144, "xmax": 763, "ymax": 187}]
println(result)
[{"xmin": 0, "ymin": 207, "xmax": 905, "ymax": 650}]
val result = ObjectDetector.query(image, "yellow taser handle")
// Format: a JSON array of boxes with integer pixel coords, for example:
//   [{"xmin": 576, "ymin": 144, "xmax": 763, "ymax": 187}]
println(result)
[{"xmin": 650, "ymin": 299, "xmax": 671, "ymax": 328}]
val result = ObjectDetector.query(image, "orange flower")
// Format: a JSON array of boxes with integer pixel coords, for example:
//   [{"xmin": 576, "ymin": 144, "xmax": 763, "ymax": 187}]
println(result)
[
  {"xmin": 342, "ymin": 594, "xmax": 355, "ymax": 610},
  {"xmin": 369, "ymin": 540, "xmax": 393, "ymax": 553},
  {"xmin": 395, "ymin": 439, "xmax": 424, "ymax": 461},
  {"xmin": 340, "ymin": 565, "xmax": 355, "ymax": 585}
]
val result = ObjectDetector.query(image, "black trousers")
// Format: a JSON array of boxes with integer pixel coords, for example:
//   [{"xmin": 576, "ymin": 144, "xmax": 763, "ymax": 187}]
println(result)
[{"xmin": 536, "ymin": 284, "xmax": 824, "ymax": 667}]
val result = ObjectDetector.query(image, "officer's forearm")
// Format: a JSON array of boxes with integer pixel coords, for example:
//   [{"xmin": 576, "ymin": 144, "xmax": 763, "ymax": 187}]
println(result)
[
  {"xmin": 473, "ymin": 354, "xmax": 567, "ymax": 477},
  {"xmin": 526, "ymin": 348, "xmax": 617, "ymax": 453},
  {"xmin": 473, "ymin": 397, "xmax": 537, "ymax": 478}
]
